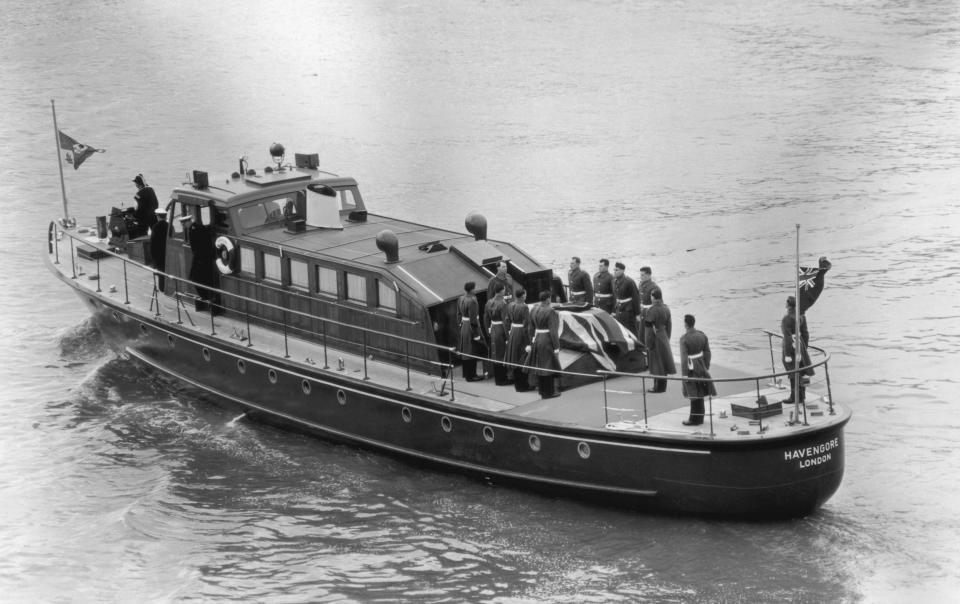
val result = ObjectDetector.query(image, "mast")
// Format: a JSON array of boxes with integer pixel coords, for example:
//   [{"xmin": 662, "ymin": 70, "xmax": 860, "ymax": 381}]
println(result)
[
  {"xmin": 794, "ymin": 223, "xmax": 803, "ymax": 424},
  {"xmin": 51, "ymin": 99, "xmax": 70, "ymax": 223}
]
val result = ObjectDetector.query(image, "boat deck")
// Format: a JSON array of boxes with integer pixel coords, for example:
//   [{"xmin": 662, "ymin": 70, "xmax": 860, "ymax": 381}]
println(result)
[{"xmin": 50, "ymin": 230, "xmax": 839, "ymax": 441}]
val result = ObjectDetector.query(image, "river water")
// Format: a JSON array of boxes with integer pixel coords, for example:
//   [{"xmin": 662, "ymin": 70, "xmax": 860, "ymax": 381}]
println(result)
[{"xmin": 1, "ymin": 1, "xmax": 958, "ymax": 602}]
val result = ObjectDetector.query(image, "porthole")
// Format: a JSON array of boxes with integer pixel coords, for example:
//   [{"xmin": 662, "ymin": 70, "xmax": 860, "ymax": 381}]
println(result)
[
  {"xmin": 578, "ymin": 441, "xmax": 591, "ymax": 459},
  {"xmin": 301, "ymin": 379, "xmax": 311, "ymax": 395},
  {"xmin": 237, "ymin": 359, "xmax": 246, "ymax": 374},
  {"xmin": 441, "ymin": 416, "xmax": 452, "ymax": 433},
  {"xmin": 529, "ymin": 435, "xmax": 541, "ymax": 452},
  {"xmin": 202, "ymin": 347, "xmax": 211, "ymax": 362},
  {"xmin": 482, "ymin": 426, "xmax": 495, "ymax": 443},
  {"xmin": 167, "ymin": 334, "xmax": 175, "ymax": 347},
  {"xmin": 401, "ymin": 407, "xmax": 412, "ymax": 423},
  {"xmin": 112, "ymin": 311, "xmax": 120, "ymax": 321},
  {"xmin": 337, "ymin": 389, "xmax": 347, "ymax": 405},
  {"xmin": 267, "ymin": 368, "xmax": 278, "ymax": 384},
  {"xmin": 139, "ymin": 323, "xmax": 148, "ymax": 334}
]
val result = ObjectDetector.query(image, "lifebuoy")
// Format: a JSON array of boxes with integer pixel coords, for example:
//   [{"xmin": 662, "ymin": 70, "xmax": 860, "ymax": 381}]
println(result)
[{"xmin": 215, "ymin": 236, "xmax": 235, "ymax": 275}]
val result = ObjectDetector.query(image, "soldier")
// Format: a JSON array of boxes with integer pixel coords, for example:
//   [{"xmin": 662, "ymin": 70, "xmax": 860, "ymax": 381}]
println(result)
[
  {"xmin": 644, "ymin": 288, "xmax": 676, "ymax": 393},
  {"xmin": 504, "ymin": 288, "xmax": 531, "ymax": 391},
  {"xmin": 458, "ymin": 281, "xmax": 485, "ymax": 381},
  {"xmin": 487, "ymin": 261, "xmax": 514, "ymax": 303},
  {"xmin": 612, "ymin": 262, "xmax": 641, "ymax": 337},
  {"xmin": 525, "ymin": 291, "xmax": 561, "ymax": 398},
  {"xmin": 780, "ymin": 295, "xmax": 814, "ymax": 404},
  {"xmin": 132, "ymin": 173, "xmax": 158, "ymax": 237},
  {"xmin": 679, "ymin": 314, "xmax": 717, "ymax": 425},
  {"xmin": 567, "ymin": 256, "xmax": 593, "ymax": 304},
  {"xmin": 484, "ymin": 287, "xmax": 510, "ymax": 385},
  {"xmin": 638, "ymin": 266, "xmax": 659, "ymax": 343},
  {"xmin": 593, "ymin": 258, "xmax": 614, "ymax": 313}
]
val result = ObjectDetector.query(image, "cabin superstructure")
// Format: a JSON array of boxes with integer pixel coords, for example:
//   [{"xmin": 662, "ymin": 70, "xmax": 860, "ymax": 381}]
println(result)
[{"xmin": 159, "ymin": 150, "xmax": 553, "ymax": 371}]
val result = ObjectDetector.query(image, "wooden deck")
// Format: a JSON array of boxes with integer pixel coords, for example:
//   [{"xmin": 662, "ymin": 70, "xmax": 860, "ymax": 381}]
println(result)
[{"xmin": 50, "ymin": 229, "xmax": 837, "ymax": 441}]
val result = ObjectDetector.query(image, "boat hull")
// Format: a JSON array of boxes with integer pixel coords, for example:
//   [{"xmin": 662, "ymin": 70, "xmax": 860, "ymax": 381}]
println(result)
[{"xmin": 76, "ymin": 287, "xmax": 849, "ymax": 519}]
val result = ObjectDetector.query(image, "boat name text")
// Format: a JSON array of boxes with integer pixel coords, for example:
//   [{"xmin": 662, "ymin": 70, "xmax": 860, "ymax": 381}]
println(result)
[{"xmin": 783, "ymin": 437, "xmax": 839, "ymax": 469}]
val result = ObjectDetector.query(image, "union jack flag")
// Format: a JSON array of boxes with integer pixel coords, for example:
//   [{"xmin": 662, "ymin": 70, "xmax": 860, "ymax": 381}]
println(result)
[{"xmin": 797, "ymin": 257, "xmax": 832, "ymax": 312}]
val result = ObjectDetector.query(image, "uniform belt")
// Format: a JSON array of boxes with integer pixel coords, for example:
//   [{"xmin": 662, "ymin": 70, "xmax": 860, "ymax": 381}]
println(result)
[
  {"xmin": 595, "ymin": 293, "xmax": 612, "ymax": 298},
  {"xmin": 617, "ymin": 298, "xmax": 632, "ymax": 304},
  {"xmin": 490, "ymin": 320, "xmax": 503, "ymax": 325},
  {"xmin": 461, "ymin": 317, "xmax": 471, "ymax": 322},
  {"xmin": 687, "ymin": 351, "xmax": 703, "ymax": 370},
  {"xmin": 534, "ymin": 328, "xmax": 550, "ymax": 334},
  {"xmin": 641, "ymin": 304, "xmax": 652, "ymax": 310},
  {"xmin": 688, "ymin": 352, "xmax": 703, "ymax": 359},
  {"xmin": 510, "ymin": 323, "xmax": 525, "ymax": 329},
  {"xmin": 570, "ymin": 290, "xmax": 586, "ymax": 296}
]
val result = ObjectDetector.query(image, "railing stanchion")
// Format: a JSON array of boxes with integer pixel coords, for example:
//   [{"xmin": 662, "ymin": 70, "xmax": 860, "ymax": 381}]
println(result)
[
  {"xmin": 245, "ymin": 300, "xmax": 253, "ymax": 347},
  {"xmin": 641, "ymin": 377, "xmax": 649, "ymax": 429},
  {"xmin": 69, "ymin": 237, "xmax": 76, "ymax": 279},
  {"xmin": 282, "ymin": 310, "xmax": 289, "ymax": 358},
  {"xmin": 122, "ymin": 261, "xmax": 130, "ymax": 304},
  {"xmin": 405, "ymin": 341, "xmax": 412, "ymax": 391},
  {"xmin": 708, "ymin": 393, "xmax": 714, "ymax": 437},
  {"xmin": 602, "ymin": 374, "xmax": 609, "ymax": 426},
  {"xmin": 175, "ymin": 281, "xmax": 182, "ymax": 325},
  {"xmin": 95, "ymin": 256, "xmax": 101, "ymax": 292},
  {"xmin": 209, "ymin": 298, "xmax": 216, "ymax": 336},
  {"xmin": 824, "ymin": 361, "xmax": 834, "ymax": 415},
  {"xmin": 362, "ymin": 331, "xmax": 369, "ymax": 380},
  {"xmin": 53, "ymin": 224, "xmax": 60, "ymax": 265},
  {"xmin": 756, "ymin": 378, "xmax": 764, "ymax": 434},
  {"xmin": 449, "ymin": 362, "xmax": 456, "ymax": 402},
  {"xmin": 322, "ymin": 319, "xmax": 329, "ymax": 369},
  {"xmin": 767, "ymin": 332, "xmax": 780, "ymax": 388}
]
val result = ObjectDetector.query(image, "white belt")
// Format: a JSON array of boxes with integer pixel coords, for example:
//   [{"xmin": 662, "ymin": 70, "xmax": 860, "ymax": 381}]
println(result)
[
  {"xmin": 490, "ymin": 320, "xmax": 503, "ymax": 325},
  {"xmin": 595, "ymin": 293, "xmax": 612, "ymax": 298},
  {"xmin": 688, "ymin": 352, "xmax": 703, "ymax": 359},
  {"xmin": 510, "ymin": 323, "xmax": 525, "ymax": 329},
  {"xmin": 617, "ymin": 298, "xmax": 632, "ymax": 304},
  {"xmin": 571, "ymin": 290, "xmax": 586, "ymax": 296},
  {"xmin": 534, "ymin": 328, "xmax": 550, "ymax": 334},
  {"xmin": 461, "ymin": 317, "xmax": 471, "ymax": 322},
  {"xmin": 641, "ymin": 304, "xmax": 652, "ymax": 310}
]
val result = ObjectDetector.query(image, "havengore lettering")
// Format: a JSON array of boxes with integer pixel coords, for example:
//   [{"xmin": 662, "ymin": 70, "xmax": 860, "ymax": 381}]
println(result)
[{"xmin": 783, "ymin": 437, "xmax": 840, "ymax": 467}]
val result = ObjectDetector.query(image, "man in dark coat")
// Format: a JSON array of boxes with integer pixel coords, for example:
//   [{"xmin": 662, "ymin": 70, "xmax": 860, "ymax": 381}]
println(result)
[
  {"xmin": 638, "ymin": 266, "xmax": 659, "ymax": 343},
  {"xmin": 458, "ymin": 281, "xmax": 485, "ymax": 381},
  {"xmin": 593, "ymin": 258, "xmax": 614, "ymax": 313},
  {"xmin": 504, "ymin": 288, "xmax": 531, "ymax": 391},
  {"xmin": 644, "ymin": 288, "xmax": 676, "ymax": 393},
  {"xmin": 567, "ymin": 256, "xmax": 593, "ymax": 304},
  {"xmin": 484, "ymin": 287, "xmax": 510, "ymax": 385},
  {"xmin": 612, "ymin": 262, "xmax": 641, "ymax": 337},
  {"xmin": 525, "ymin": 290, "xmax": 561, "ymax": 398},
  {"xmin": 781, "ymin": 295, "xmax": 814, "ymax": 403},
  {"xmin": 149, "ymin": 207, "xmax": 169, "ymax": 291},
  {"xmin": 132, "ymin": 173, "xmax": 158, "ymax": 238},
  {"xmin": 187, "ymin": 213, "xmax": 219, "ymax": 309},
  {"xmin": 679, "ymin": 314, "xmax": 717, "ymax": 425},
  {"xmin": 487, "ymin": 261, "xmax": 514, "ymax": 303}
]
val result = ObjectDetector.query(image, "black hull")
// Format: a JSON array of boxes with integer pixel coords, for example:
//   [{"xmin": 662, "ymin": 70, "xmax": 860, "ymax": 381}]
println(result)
[{"xmin": 78, "ymin": 289, "xmax": 849, "ymax": 519}]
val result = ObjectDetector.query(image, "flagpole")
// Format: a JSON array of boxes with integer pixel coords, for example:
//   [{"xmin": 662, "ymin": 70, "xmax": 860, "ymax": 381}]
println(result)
[
  {"xmin": 51, "ymin": 99, "xmax": 70, "ymax": 223},
  {"xmin": 794, "ymin": 223, "xmax": 801, "ymax": 424}
]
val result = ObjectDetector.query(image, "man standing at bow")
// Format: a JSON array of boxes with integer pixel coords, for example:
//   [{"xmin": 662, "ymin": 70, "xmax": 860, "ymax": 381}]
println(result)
[
  {"xmin": 780, "ymin": 295, "xmax": 814, "ymax": 404},
  {"xmin": 132, "ymin": 173, "xmax": 158, "ymax": 238},
  {"xmin": 567, "ymin": 256, "xmax": 593, "ymax": 304},
  {"xmin": 644, "ymin": 288, "xmax": 676, "ymax": 393},
  {"xmin": 679, "ymin": 314, "xmax": 717, "ymax": 425}
]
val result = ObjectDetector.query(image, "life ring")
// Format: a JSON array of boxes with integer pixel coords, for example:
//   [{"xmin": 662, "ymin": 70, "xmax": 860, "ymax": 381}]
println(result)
[{"xmin": 215, "ymin": 236, "xmax": 235, "ymax": 275}]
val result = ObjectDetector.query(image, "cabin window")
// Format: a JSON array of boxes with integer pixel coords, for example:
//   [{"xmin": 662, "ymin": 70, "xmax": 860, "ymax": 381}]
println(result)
[
  {"xmin": 237, "ymin": 195, "xmax": 296, "ymax": 229},
  {"xmin": 316, "ymin": 266, "xmax": 338, "ymax": 297},
  {"xmin": 263, "ymin": 251, "xmax": 281, "ymax": 282},
  {"xmin": 340, "ymin": 188, "xmax": 358, "ymax": 210},
  {"xmin": 377, "ymin": 279, "xmax": 397, "ymax": 312},
  {"xmin": 239, "ymin": 245, "xmax": 255, "ymax": 275},
  {"xmin": 345, "ymin": 272, "xmax": 367, "ymax": 304},
  {"xmin": 290, "ymin": 258, "xmax": 309, "ymax": 290}
]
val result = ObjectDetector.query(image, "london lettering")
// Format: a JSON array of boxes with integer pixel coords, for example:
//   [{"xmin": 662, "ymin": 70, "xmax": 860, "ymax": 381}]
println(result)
[{"xmin": 783, "ymin": 437, "xmax": 839, "ymax": 469}]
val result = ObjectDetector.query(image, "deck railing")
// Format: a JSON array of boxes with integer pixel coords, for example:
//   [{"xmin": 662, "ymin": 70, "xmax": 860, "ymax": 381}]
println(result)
[{"xmin": 51, "ymin": 223, "xmax": 834, "ymax": 434}]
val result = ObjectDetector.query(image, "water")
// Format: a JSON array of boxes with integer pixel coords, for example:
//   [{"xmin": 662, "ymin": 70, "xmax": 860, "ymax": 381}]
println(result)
[{"xmin": 2, "ymin": 1, "xmax": 958, "ymax": 601}]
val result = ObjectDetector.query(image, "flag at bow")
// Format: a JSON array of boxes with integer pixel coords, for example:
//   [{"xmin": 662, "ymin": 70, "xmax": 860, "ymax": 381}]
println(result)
[
  {"xmin": 797, "ymin": 256, "xmax": 832, "ymax": 313},
  {"xmin": 58, "ymin": 130, "xmax": 105, "ymax": 169}
]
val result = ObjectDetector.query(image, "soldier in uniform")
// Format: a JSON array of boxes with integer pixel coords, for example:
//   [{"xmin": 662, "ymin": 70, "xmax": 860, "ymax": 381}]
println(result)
[
  {"xmin": 612, "ymin": 262, "xmax": 641, "ymax": 337},
  {"xmin": 487, "ymin": 261, "xmax": 514, "ymax": 303},
  {"xmin": 187, "ymin": 209, "xmax": 219, "ymax": 311},
  {"xmin": 525, "ymin": 291, "xmax": 561, "ymax": 398},
  {"xmin": 644, "ymin": 288, "xmax": 676, "ymax": 393},
  {"xmin": 593, "ymin": 258, "xmax": 614, "ymax": 313},
  {"xmin": 484, "ymin": 287, "xmax": 510, "ymax": 385},
  {"xmin": 567, "ymin": 256, "xmax": 593, "ymax": 304},
  {"xmin": 458, "ymin": 281, "xmax": 486, "ymax": 381},
  {"xmin": 638, "ymin": 266, "xmax": 659, "ymax": 343},
  {"xmin": 679, "ymin": 314, "xmax": 717, "ymax": 425},
  {"xmin": 504, "ymin": 288, "xmax": 531, "ymax": 391},
  {"xmin": 780, "ymin": 295, "xmax": 814, "ymax": 403}
]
